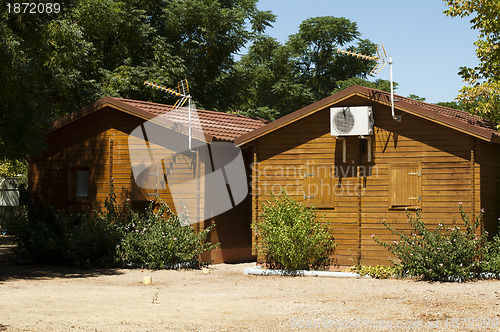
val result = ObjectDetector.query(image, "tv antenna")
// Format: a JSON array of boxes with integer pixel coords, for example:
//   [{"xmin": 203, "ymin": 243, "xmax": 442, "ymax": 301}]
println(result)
[
  {"xmin": 144, "ymin": 79, "xmax": 195, "ymax": 152},
  {"xmin": 337, "ymin": 44, "xmax": 400, "ymax": 121}
]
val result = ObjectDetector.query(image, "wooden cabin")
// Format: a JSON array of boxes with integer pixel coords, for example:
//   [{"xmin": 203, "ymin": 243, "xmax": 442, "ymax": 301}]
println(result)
[
  {"xmin": 235, "ymin": 85, "xmax": 500, "ymax": 266},
  {"xmin": 29, "ymin": 97, "xmax": 268, "ymax": 263}
]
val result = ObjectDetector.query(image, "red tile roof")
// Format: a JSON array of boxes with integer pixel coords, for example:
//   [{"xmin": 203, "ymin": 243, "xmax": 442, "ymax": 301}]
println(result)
[
  {"xmin": 52, "ymin": 96, "xmax": 268, "ymax": 142},
  {"xmin": 116, "ymin": 98, "xmax": 268, "ymax": 141},
  {"xmin": 366, "ymin": 88, "xmax": 496, "ymax": 134},
  {"xmin": 235, "ymin": 85, "xmax": 500, "ymax": 146}
]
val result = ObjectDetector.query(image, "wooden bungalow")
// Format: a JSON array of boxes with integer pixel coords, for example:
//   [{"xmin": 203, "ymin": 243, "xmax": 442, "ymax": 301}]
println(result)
[
  {"xmin": 235, "ymin": 85, "xmax": 500, "ymax": 266},
  {"xmin": 29, "ymin": 96, "xmax": 268, "ymax": 263}
]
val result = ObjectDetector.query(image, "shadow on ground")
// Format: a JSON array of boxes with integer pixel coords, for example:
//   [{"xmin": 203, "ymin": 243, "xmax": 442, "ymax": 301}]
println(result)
[{"xmin": 0, "ymin": 235, "xmax": 123, "ymax": 282}]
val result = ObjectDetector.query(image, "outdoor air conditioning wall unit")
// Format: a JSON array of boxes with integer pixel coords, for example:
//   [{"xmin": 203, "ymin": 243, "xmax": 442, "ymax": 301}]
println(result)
[{"xmin": 330, "ymin": 106, "xmax": 374, "ymax": 136}]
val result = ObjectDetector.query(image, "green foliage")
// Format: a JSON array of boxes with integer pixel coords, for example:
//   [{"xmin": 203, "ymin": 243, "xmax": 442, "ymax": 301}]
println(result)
[
  {"xmin": 231, "ymin": 106, "xmax": 280, "ymax": 122},
  {"xmin": 98, "ymin": 179, "xmax": 217, "ymax": 269},
  {"xmin": 4, "ymin": 197, "xmax": 118, "ymax": 267},
  {"xmin": 373, "ymin": 205, "xmax": 488, "ymax": 281},
  {"xmin": 5, "ymin": 180, "xmax": 217, "ymax": 268},
  {"xmin": 2, "ymin": 3, "xmax": 385, "ymax": 158},
  {"xmin": 232, "ymin": 17, "xmax": 379, "ymax": 118},
  {"xmin": 252, "ymin": 192, "xmax": 336, "ymax": 271},
  {"xmin": 0, "ymin": 0, "xmax": 272, "ymax": 159},
  {"xmin": 0, "ymin": 159, "xmax": 27, "ymax": 178},
  {"xmin": 434, "ymin": 100, "xmax": 468, "ymax": 111},
  {"xmin": 349, "ymin": 265, "xmax": 397, "ymax": 279},
  {"xmin": 331, "ymin": 77, "xmax": 397, "ymax": 95},
  {"xmin": 444, "ymin": 0, "xmax": 500, "ymax": 129},
  {"xmin": 480, "ymin": 235, "xmax": 500, "ymax": 274},
  {"xmin": 112, "ymin": 200, "xmax": 217, "ymax": 269},
  {"xmin": 407, "ymin": 94, "xmax": 426, "ymax": 101}
]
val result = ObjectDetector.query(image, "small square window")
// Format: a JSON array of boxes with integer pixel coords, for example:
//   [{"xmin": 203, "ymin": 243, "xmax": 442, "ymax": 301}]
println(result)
[{"xmin": 75, "ymin": 169, "xmax": 89, "ymax": 198}]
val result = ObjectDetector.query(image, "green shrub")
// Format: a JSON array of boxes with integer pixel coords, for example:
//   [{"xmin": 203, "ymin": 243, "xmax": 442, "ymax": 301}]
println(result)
[
  {"xmin": 6, "ymin": 180, "xmax": 217, "ymax": 268},
  {"xmin": 112, "ymin": 199, "xmax": 217, "ymax": 269},
  {"xmin": 5, "ymin": 197, "xmax": 118, "ymax": 267},
  {"xmin": 481, "ymin": 235, "xmax": 500, "ymax": 274},
  {"xmin": 252, "ymin": 192, "xmax": 335, "ymax": 271},
  {"xmin": 373, "ymin": 205, "xmax": 487, "ymax": 281},
  {"xmin": 349, "ymin": 265, "xmax": 397, "ymax": 279}
]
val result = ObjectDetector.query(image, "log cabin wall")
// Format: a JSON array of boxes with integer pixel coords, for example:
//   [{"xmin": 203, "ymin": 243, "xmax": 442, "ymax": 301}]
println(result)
[
  {"xmin": 29, "ymin": 107, "xmax": 124, "ymax": 210},
  {"xmin": 29, "ymin": 106, "xmax": 255, "ymax": 263},
  {"xmin": 251, "ymin": 101, "xmax": 484, "ymax": 266},
  {"xmin": 29, "ymin": 107, "xmax": 201, "ymax": 212}
]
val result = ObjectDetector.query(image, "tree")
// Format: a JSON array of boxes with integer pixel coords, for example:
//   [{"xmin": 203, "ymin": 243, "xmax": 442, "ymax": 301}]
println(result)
[
  {"xmin": 444, "ymin": 0, "xmax": 500, "ymax": 129},
  {"xmin": 233, "ymin": 16, "xmax": 379, "ymax": 120},
  {"xmin": 0, "ymin": 0, "xmax": 273, "ymax": 160},
  {"xmin": 0, "ymin": 159, "xmax": 27, "ymax": 178},
  {"xmin": 435, "ymin": 100, "xmax": 467, "ymax": 111},
  {"xmin": 331, "ymin": 77, "xmax": 396, "ymax": 95},
  {"xmin": 407, "ymin": 94, "xmax": 426, "ymax": 102}
]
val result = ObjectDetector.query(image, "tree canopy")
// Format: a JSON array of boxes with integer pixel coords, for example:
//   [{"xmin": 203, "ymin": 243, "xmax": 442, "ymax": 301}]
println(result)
[
  {"xmin": 444, "ymin": 0, "xmax": 500, "ymax": 129},
  {"xmin": 1, "ymin": 0, "xmax": 389, "ymax": 163},
  {"xmin": 231, "ymin": 17, "xmax": 392, "ymax": 120},
  {"xmin": 0, "ymin": 0, "xmax": 274, "ymax": 160}
]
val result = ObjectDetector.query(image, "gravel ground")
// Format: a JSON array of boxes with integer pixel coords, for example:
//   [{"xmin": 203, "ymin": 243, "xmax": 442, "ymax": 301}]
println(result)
[{"xmin": 0, "ymin": 235, "xmax": 499, "ymax": 331}]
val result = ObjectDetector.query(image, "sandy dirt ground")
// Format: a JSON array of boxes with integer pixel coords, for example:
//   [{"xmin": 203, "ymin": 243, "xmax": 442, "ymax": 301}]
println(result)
[{"xmin": 0, "ymin": 235, "xmax": 499, "ymax": 332}]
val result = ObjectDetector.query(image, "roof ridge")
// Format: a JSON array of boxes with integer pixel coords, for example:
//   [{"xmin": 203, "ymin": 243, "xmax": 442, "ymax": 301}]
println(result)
[
  {"xmin": 114, "ymin": 97, "xmax": 268, "ymax": 142},
  {"xmin": 115, "ymin": 97, "xmax": 268, "ymax": 122}
]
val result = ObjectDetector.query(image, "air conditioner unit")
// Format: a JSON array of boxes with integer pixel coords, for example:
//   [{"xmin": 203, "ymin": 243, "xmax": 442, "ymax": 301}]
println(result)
[{"xmin": 330, "ymin": 106, "xmax": 374, "ymax": 136}]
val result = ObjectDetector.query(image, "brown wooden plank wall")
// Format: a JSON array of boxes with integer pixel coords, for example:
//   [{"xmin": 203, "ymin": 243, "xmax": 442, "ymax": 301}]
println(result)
[
  {"xmin": 30, "ymin": 106, "xmax": 254, "ymax": 263},
  {"xmin": 30, "ymin": 107, "xmax": 121, "ymax": 210},
  {"xmin": 30, "ymin": 107, "xmax": 207, "ymax": 217},
  {"xmin": 252, "ymin": 101, "xmax": 482, "ymax": 266}
]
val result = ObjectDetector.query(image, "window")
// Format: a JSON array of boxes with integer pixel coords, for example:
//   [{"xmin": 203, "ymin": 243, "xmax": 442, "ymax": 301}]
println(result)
[
  {"xmin": 388, "ymin": 164, "xmax": 421, "ymax": 209},
  {"xmin": 303, "ymin": 164, "xmax": 334, "ymax": 208},
  {"xmin": 74, "ymin": 169, "xmax": 90, "ymax": 198}
]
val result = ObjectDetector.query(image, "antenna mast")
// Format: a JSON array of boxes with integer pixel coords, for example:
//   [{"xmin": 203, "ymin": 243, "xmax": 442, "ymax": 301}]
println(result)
[
  {"xmin": 144, "ymin": 79, "xmax": 195, "ymax": 152},
  {"xmin": 337, "ymin": 44, "xmax": 400, "ymax": 122}
]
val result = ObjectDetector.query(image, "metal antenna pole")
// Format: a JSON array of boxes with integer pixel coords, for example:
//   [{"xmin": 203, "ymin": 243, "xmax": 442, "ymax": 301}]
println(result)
[
  {"xmin": 389, "ymin": 57, "xmax": 401, "ymax": 122},
  {"xmin": 188, "ymin": 94, "xmax": 194, "ymax": 152}
]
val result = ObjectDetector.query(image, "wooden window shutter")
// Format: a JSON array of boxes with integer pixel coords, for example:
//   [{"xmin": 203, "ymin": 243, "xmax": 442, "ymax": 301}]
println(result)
[
  {"xmin": 388, "ymin": 164, "xmax": 422, "ymax": 209},
  {"xmin": 304, "ymin": 164, "xmax": 334, "ymax": 208}
]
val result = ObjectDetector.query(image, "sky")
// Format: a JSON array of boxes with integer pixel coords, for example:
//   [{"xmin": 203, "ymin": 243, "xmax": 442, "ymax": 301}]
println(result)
[{"xmin": 254, "ymin": 0, "xmax": 479, "ymax": 103}]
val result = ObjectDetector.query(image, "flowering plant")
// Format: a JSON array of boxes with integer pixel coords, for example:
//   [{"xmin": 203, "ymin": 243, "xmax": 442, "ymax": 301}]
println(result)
[{"xmin": 373, "ymin": 205, "xmax": 487, "ymax": 281}]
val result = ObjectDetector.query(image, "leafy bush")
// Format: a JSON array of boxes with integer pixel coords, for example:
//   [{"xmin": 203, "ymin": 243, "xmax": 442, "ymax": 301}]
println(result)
[
  {"xmin": 112, "ymin": 199, "xmax": 217, "ymax": 269},
  {"xmin": 5, "ymin": 181, "xmax": 217, "ymax": 268},
  {"xmin": 252, "ymin": 192, "xmax": 335, "ymax": 271},
  {"xmin": 5, "ymin": 197, "xmax": 118, "ymax": 267},
  {"xmin": 349, "ymin": 265, "xmax": 397, "ymax": 279},
  {"xmin": 481, "ymin": 235, "xmax": 500, "ymax": 274},
  {"xmin": 373, "ymin": 205, "xmax": 487, "ymax": 281}
]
